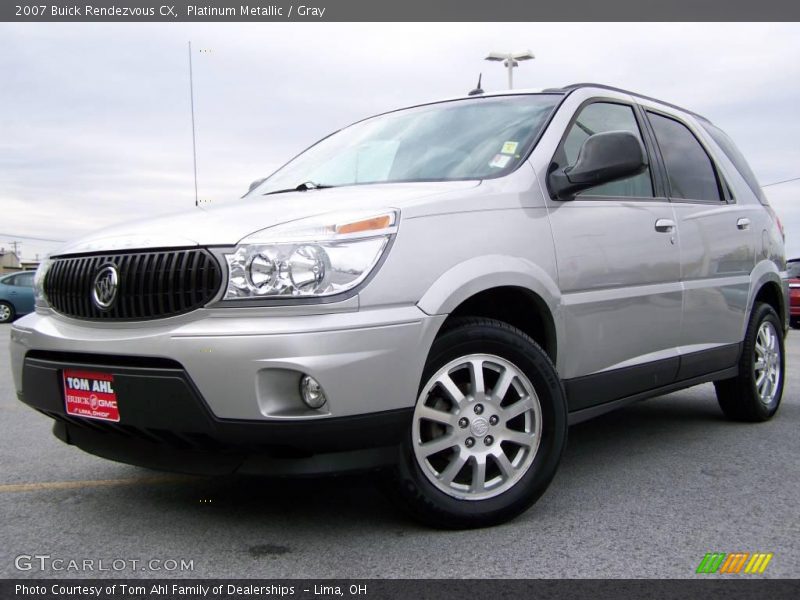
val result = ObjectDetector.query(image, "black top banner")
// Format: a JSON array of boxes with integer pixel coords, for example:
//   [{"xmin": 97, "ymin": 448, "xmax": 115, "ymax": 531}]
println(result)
[{"xmin": 3, "ymin": 0, "xmax": 800, "ymax": 22}]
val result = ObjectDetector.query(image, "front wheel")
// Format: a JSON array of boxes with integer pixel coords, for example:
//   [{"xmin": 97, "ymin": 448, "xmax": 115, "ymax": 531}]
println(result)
[
  {"xmin": 714, "ymin": 303, "xmax": 784, "ymax": 422},
  {"xmin": 389, "ymin": 318, "xmax": 567, "ymax": 528}
]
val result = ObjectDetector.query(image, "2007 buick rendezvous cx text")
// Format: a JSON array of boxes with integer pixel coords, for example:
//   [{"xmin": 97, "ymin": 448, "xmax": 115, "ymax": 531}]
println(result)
[{"xmin": 10, "ymin": 83, "xmax": 787, "ymax": 528}]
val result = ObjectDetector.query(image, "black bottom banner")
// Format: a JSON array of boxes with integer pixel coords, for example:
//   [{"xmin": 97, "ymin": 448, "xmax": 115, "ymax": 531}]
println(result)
[{"xmin": 2, "ymin": 579, "xmax": 799, "ymax": 600}]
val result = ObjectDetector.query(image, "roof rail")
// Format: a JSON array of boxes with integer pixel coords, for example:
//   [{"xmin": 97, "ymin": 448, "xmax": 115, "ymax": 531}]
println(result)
[{"xmin": 549, "ymin": 82, "xmax": 710, "ymax": 123}]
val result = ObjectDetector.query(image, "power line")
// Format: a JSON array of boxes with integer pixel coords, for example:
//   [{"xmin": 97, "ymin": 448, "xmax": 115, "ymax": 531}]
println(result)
[
  {"xmin": 763, "ymin": 176, "xmax": 800, "ymax": 188},
  {"xmin": 0, "ymin": 233, "xmax": 65, "ymax": 243}
]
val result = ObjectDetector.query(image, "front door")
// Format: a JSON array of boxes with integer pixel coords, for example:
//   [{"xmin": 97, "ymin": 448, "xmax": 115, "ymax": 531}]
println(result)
[{"xmin": 545, "ymin": 100, "xmax": 683, "ymax": 409}]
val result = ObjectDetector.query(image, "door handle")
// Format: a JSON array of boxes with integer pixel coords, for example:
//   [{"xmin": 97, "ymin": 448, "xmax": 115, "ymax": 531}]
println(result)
[
  {"xmin": 655, "ymin": 219, "xmax": 676, "ymax": 233},
  {"xmin": 737, "ymin": 217, "xmax": 751, "ymax": 230}
]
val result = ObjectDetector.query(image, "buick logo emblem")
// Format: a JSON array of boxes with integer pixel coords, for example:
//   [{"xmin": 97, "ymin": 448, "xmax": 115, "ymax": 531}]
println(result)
[
  {"xmin": 470, "ymin": 417, "xmax": 489, "ymax": 437},
  {"xmin": 92, "ymin": 265, "xmax": 118, "ymax": 309}
]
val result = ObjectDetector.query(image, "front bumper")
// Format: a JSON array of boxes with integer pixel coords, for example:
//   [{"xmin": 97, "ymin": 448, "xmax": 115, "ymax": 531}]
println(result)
[
  {"xmin": 20, "ymin": 353, "xmax": 413, "ymax": 475},
  {"xmin": 11, "ymin": 304, "xmax": 445, "ymax": 474}
]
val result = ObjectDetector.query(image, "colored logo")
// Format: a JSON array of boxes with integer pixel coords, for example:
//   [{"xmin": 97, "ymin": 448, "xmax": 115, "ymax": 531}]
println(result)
[{"xmin": 696, "ymin": 552, "xmax": 773, "ymax": 574}]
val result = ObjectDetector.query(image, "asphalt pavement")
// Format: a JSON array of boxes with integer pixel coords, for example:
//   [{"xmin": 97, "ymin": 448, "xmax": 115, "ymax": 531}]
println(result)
[{"xmin": 1, "ymin": 323, "xmax": 798, "ymax": 579}]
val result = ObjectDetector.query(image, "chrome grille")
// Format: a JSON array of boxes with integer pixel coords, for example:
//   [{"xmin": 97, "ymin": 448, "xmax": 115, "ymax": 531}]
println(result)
[{"xmin": 44, "ymin": 249, "xmax": 222, "ymax": 320}]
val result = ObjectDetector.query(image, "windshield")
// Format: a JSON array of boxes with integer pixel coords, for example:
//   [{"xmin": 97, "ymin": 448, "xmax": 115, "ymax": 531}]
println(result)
[
  {"xmin": 252, "ymin": 94, "xmax": 561, "ymax": 195},
  {"xmin": 788, "ymin": 261, "xmax": 800, "ymax": 279}
]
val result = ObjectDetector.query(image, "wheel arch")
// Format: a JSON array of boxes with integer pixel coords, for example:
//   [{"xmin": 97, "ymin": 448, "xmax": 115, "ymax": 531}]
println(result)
[
  {"xmin": 747, "ymin": 261, "xmax": 787, "ymax": 334},
  {"xmin": 417, "ymin": 255, "xmax": 561, "ymax": 362}
]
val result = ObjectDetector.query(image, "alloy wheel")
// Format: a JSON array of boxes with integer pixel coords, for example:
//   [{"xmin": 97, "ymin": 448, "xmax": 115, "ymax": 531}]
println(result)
[
  {"xmin": 412, "ymin": 353, "xmax": 542, "ymax": 501},
  {"xmin": 753, "ymin": 320, "xmax": 781, "ymax": 406}
]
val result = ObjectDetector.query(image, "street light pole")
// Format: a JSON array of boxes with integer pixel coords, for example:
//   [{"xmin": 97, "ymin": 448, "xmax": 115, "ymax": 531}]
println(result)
[
  {"xmin": 188, "ymin": 41, "xmax": 199, "ymax": 208},
  {"xmin": 506, "ymin": 59, "xmax": 515, "ymax": 89},
  {"xmin": 485, "ymin": 50, "xmax": 535, "ymax": 89}
]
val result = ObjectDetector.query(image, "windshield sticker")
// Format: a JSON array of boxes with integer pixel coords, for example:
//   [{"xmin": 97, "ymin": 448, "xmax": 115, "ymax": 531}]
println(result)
[
  {"xmin": 501, "ymin": 141, "xmax": 519, "ymax": 155},
  {"xmin": 489, "ymin": 154, "xmax": 512, "ymax": 169}
]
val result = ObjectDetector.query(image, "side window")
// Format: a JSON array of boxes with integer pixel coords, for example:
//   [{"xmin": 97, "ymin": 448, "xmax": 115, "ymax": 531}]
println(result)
[
  {"xmin": 558, "ymin": 102, "xmax": 653, "ymax": 198},
  {"xmin": 17, "ymin": 272, "xmax": 34, "ymax": 287},
  {"xmin": 648, "ymin": 112, "xmax": 722, "ymax": 202},
  {"xmin": 2, "ymin": 273, "xmax": 32, "ymax": 287}
]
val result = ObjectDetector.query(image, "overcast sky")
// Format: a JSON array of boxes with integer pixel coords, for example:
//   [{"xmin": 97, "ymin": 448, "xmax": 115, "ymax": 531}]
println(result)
[{"xmin": 1, "ymin": 22, "xmax": 799, "ymax": 260}]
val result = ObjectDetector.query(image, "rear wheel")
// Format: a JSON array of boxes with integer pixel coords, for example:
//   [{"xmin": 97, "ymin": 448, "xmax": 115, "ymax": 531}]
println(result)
[
  {"xmin": 389, "ymin": 318, "xmax": 567, "ymax": 528},
  {"xmin": 0, "ymin": 301, "xmax": 14, "ymax": 323},
  {"xmin": 715, "ymin": 303, "xmax": 784, "ymax": 422}
]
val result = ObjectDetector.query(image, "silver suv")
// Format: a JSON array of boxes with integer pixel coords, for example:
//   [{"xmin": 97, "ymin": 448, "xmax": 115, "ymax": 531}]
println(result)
[{"xmin": 10, "ymin": 84, "xmax": 787, "ymax": 528}]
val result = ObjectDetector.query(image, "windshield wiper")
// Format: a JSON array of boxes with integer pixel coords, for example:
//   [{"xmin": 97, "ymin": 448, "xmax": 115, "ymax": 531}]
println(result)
[
  {"xmin": 263, "ymin": 181, "xmax": 336, "ymax": 196},
  {"xmin": 297, "ymin": 181, "xmax": 335, "ymax": 191}
]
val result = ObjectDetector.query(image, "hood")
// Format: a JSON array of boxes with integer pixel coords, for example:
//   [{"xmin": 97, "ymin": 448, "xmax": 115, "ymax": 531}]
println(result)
[{"xmin": 54, "ymin": 181, "xmax": 480, "ymax": 256}]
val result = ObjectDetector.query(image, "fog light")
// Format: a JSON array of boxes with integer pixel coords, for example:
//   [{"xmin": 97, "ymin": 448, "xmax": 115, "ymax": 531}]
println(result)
[{"xmin": 300, "ymin": 375, "xmax": 327, "ymax": 409}]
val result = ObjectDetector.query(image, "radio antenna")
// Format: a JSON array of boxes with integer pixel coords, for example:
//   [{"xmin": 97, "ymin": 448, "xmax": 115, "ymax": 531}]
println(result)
[{"xmin": 468, "ymin": 73, "xmax": 484, "ymax": 96}]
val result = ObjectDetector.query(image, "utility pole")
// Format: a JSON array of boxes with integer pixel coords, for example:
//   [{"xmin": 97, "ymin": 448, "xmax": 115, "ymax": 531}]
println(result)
[
  {"xmin": 8, "ymin": 240, "xmax": 21, "ymax": 257},
  {"xmin": 188, "ymin": 41, "xmax": 200, "ymax": 208},
  {"xmin": 485, "ymin": 50, "xmax": 535, "ymax": 89}
]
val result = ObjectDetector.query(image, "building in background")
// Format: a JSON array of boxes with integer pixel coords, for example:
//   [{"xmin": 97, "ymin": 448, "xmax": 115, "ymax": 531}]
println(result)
[
  {"xmin": 0, "ymin": 250, "xmax": 38, "ymax": 274},
  {"xmin": 20, "ymin": 258, "xmax": 41, "ymax": 271},
  {"xmin": 0, "ymin": 249, "xmax": 22, "ymax": 275}
]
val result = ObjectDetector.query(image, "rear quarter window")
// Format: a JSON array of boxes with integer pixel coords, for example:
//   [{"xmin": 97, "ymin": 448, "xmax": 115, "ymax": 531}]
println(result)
[{"xmin": 700, "ymin": 121, "xmax": 767, "ymax": 204}]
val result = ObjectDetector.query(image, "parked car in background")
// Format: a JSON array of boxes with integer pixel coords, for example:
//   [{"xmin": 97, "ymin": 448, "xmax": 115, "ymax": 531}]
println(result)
[
  {"xmin": 0, "ymin": 271, "xmax": 35, "ymax": 323},
  {"xmin": 788, "ymin": 259, "xmax": 800, "ymax": 328},
  {"xmin": 9, "ymin": 83, "xmax": 788, "ymax": 528}
]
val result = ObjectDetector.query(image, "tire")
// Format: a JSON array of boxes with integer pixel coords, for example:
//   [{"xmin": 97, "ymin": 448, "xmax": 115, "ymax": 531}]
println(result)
[
  {"xmin": 388, "ymin": 317, "xmax": 568, "ymax": 529},
  {"xmin": 714, "ymin": 303, "xmax": 784, "ymax": 422},
  {"xmin": 791, "ymin": 317, "xmax": 800, "ymax": 330},
  {"xmin": 0, "ymin": 301, "xmax": 15, "ymax": 324}
]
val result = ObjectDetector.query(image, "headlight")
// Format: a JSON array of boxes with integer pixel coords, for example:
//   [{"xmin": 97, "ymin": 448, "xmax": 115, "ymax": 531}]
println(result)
[
  {"xmin": 223, "ymin": 210, "xmax": 397, "ymax": 300},
  {"xmin": 33, "ymin": 256, "xmax": 53, "ymax": 307}
]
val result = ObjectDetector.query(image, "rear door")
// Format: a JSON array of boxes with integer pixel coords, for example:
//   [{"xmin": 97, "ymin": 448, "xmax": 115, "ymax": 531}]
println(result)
[
  {"xmin": 643, "ymin": 109, "xmax": 755, "ymax": 378},
  {"xmin": 6, "ymin": 272, "xmax": 35, "ymax": 314},
  {"xmin": 544, "ymin": 99, "xmax": 683, "ymax": 408}
]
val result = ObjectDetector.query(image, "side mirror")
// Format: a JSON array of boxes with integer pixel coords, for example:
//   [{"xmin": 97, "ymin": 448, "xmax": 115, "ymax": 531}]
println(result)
[{"xmin": 548, "ymin": 130, "xmax": 647, "ymax": 200}]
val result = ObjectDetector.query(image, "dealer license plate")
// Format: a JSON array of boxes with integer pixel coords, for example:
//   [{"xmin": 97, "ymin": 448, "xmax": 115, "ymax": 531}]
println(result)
[{"xmin": 62, "ymin": 369, "xmax": 120, "ymax": 422}]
